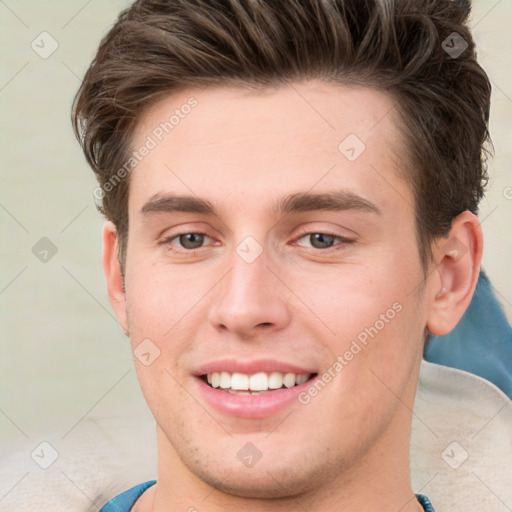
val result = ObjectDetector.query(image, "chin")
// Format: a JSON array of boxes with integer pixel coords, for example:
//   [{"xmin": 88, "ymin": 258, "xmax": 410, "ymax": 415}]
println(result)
[
  {"xmin": 178, "ymin": 447, "xmax": 337, "ymax": 500},
  {"xmin": 193, "ymin": 468, "xmax": 310, "ymax": 499}
]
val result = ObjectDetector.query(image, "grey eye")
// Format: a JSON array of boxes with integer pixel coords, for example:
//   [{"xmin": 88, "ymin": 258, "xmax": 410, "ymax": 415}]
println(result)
[
  {"xmin": 308, "ymin": 233, "xmax": 337, "ymax": 249},
  {"xmin": 178, "ymin": 233, "xmax": 205, "ymax": 249}
]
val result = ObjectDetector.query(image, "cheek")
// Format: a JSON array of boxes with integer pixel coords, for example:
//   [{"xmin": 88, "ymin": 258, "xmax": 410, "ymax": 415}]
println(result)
[
  {"xmin": 132, "ymin": 362, "xmax": 191, "ymax": 440},
  {"xmin": 124, "ymin": 258, "xmax": 214, "ymax": 339},
  {"xmin": 299, "ymin": 253, "xmax": 425, "ymax": 399},
  {"xmin": 123, "ymin": 261, "xmax": 213, "ymax": 404},
  {"xmin": 332, "ymin": 292, "xmax": 426, "ymax": 421},
  {"xmin": 289, "ymin": 258, "xmax": 408, "ymax": 342}
]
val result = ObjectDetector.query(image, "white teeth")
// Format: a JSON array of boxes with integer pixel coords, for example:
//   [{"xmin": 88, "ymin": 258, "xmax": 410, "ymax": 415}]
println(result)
[
  {"xmin": 231, "ymin": 372, "xmax": 249, "ymax": 390},
  {"xmin": 206, "ymin": 371, "xmax": 311, "ymax": 392},
  {"xmin": 219, "ymin": 372, "xmax": 231, "ymax": 389},
  {"xmin": 295, "ymin": 374, "xmax": 309, "ymax": 385},
  {"xmin": 249, "ymin": 372, "xmax": 268, "ymax": 391},
  {"xmin": 268, "ymin": 371, "xmax": 283, "ymax": 389},
  {"xmin": 283, "ymin": 373, "xmax": 296, "ymax": 388}
]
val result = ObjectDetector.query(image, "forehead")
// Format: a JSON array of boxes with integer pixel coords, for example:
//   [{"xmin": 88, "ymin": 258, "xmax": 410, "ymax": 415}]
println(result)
[{"xmin": 129, "ymin": 81, "xmax": 411, "ymax": 216}]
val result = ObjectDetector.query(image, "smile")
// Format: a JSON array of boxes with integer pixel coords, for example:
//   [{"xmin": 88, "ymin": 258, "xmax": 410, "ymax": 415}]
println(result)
[
  {"xmin": 194, "ymin": 365, "xmax": 319, "ymax": 418},
  {"xmin": 203, "ymin": 371, "xmax": 313, "ymax": 394}
]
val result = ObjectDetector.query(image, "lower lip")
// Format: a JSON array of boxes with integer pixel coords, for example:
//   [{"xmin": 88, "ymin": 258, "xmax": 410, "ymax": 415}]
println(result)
[{"xmin": 194, "ymin": 377, "xmax": 315, "ymax": 419}]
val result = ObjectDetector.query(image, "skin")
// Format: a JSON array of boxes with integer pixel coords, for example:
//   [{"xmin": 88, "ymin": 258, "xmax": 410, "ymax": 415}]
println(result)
[{"xmin": 103, "ymin": 81, "xmax": 482, "ymax": 511}]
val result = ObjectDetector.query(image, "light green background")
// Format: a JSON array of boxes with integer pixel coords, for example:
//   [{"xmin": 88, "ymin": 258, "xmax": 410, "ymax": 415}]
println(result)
[{"xmin": 1, "ymin": 0, "xmax": 511, "ymax": 451}]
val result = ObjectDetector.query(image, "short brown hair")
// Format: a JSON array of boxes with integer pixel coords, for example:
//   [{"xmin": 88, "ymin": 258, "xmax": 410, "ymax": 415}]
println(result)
[{"xmin": 72, "ymin": 0, "xmax": 492, "ymax": 273}]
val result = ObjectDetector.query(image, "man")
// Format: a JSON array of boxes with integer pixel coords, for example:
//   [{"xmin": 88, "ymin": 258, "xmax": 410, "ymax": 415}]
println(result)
[{"xmin": 71, "ymin": 0, "xmax": 492, "ymax": 510}]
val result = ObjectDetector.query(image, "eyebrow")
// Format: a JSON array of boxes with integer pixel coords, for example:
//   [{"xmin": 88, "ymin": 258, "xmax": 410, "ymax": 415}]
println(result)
[{"xmin": 140, "ymin": 190, "xmax": 381, "ymax": 217}]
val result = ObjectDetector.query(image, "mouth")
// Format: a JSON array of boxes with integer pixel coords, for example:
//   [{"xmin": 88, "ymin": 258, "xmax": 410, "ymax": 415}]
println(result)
[
  {"xmin": 200, "ymin": 371, "xmax": 317, "ymax": 395},
  {"xmin": 194, "ymin": 360, "xmax": 320, "ymax": 417}
]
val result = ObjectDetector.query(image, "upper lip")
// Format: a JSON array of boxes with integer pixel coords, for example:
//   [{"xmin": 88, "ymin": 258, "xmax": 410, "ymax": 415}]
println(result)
[{"xmin": 194, "ymin": 358, "xmax": 316, "ymax": 376}]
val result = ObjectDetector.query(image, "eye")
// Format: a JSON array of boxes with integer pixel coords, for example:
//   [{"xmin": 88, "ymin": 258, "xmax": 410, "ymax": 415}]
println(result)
[
  {"xmin": 162, "ymin": 231, "xmax": 352, "ymax": 252},
  {"xmin": 296, "ymin": 232, "xmax": 351, "ymax": 249},
  {"xmin": 166, "ymin": 233, "xmax": 212, "ymax": 250}
]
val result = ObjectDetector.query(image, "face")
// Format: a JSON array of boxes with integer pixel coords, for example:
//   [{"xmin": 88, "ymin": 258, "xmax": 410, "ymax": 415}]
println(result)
[{"xmin": 113, "ymin": 81, "xmax": 435, "ymax": 499}]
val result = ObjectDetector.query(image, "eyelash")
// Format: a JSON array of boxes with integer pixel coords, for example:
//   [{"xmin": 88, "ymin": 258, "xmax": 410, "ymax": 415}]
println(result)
[{"xmin": 161, "ymin": 230, "xmax": 354, "ymax": 253}]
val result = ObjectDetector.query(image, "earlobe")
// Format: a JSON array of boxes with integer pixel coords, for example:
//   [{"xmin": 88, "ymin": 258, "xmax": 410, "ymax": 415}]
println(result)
[
  {"xmin": 102, "ymin": 221, "xmax": 129, "ymax": 335},
  {"xmin": 426, "ymin": 211, "xmax": 483, "ymax": 336}
]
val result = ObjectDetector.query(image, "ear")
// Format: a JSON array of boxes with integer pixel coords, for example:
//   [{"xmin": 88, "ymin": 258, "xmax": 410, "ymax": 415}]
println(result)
[
  {"xmin": 426, "ymin": 210, "xmax": 483, "ymax": 336},
  {"xmin": 102, "ymin": 221, "xmax": 129, "ymax": 335}
]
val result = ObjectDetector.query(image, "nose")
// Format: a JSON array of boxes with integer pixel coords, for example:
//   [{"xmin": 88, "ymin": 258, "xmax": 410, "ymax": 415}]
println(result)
[{"xmin": 207, "ymin": 246, "xmax": 291, "ymax": 339}]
